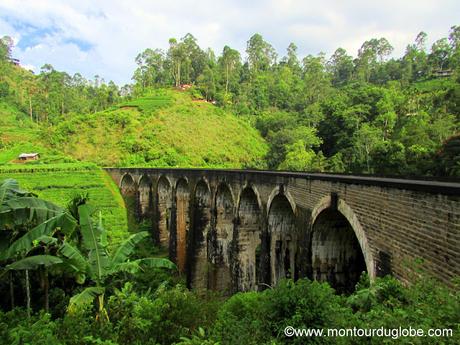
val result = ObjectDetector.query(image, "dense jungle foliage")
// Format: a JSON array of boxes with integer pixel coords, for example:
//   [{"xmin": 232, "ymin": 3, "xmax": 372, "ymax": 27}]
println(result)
[{"xmin": 1, "ymin": 27, "xmax": 460, "ymax": 175}]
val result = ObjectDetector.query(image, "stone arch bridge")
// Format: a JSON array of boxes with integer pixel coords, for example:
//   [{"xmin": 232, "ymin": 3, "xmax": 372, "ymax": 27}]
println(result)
[{"xmin": 105, "ymin": 168, "xmax": 460, "ymax": 293}]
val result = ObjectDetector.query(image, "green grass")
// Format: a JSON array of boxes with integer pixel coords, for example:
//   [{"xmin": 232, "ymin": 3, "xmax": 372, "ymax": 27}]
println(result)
[
  {"xmin": 0, "ymin": 101, "xmax": 76, "ymax": 164},
  {"xmin": 0, "ymin": 163, "xmax": 129, "ymax": 248},
  {"xmin": 0, "ymin": 101, "xmax": 39, "ymax": 145},
  {"xmin": 413, "ymin": 78, "xmax": 456, "ymax": 92},
  {"xmin": 1, "ymin": 89, "xmax": 268, "ymax": 168},
  {"xmin": 50, "ymin": 89, "xmax": 268, "ymax": 168},
  {"xmin": 118, "ymin": 93, "xmax": 173, "ymax": 113},
  {"xmin": 0, "ymin": 162, "xmax": 97, "ymax": 172}
]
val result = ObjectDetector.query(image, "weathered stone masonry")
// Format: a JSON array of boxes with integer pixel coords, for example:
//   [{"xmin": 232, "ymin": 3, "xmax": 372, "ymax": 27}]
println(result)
[{"xmin": 108, "ymin": 168, "xmax": 460, "ymax": 292}]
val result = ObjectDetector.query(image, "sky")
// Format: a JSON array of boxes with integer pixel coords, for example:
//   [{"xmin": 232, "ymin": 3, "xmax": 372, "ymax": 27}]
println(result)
[{"xmin": 1, "ymin": 0, "xmax": 459, "ymax": 85}]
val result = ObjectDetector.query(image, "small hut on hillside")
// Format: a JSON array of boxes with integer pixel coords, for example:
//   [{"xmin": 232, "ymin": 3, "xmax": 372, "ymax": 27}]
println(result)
[{"xmin": 18, "ymin": 153, "xmax": 40, "ymax": 162}]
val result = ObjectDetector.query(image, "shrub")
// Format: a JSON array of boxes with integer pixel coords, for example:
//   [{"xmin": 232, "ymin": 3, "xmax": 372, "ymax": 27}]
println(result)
[
  {"xmin": 212, "ymin": 279, "xmax": 353, "ymax": 345},
  {"xmin": 348, "ymin": 276, "xmax": 460, "ymax": 344},
  {"xmin": 59, "ymin": 305, "xmax": 98, "ymax": 345},
  {"xmin": 212, "ymin": 291, "xmax": 269, "ymax": 345},
  {"xmin": 263, "ymin": 279, "xmax": 352, "ymax": 344},
  {"xmin": 0, "ymin": 309, "xmax": 62, "ymax": 345},
  {"xmin": 107, "ymin": 282, "xmax": 205, "ymax": 345}
]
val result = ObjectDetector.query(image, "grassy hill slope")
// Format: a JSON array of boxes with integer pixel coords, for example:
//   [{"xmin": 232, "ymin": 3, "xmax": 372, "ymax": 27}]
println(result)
[
  {"xmin": 0, "ymin": 163, "xmax": 129, "ymax": 247},
  {"xmin": 48, "ymin": 89, "xmax": 268, "ymax": 168},
  {"xmin": 0, "ymin": 101, "xmax": 75, "ymax": 164},
  {"xmin": 0, "ymin": 89, "xmax": 267, "ymax": 248}
]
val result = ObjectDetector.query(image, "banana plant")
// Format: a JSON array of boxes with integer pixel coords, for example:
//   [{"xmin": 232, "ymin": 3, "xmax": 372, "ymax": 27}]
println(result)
[
  {"xmin": 61, "ymin": 203, "xmax": 176, "ymax": 322},
  {"xmin": 0, "ymin": 178, "xmax": 77, "ymax": 314}
]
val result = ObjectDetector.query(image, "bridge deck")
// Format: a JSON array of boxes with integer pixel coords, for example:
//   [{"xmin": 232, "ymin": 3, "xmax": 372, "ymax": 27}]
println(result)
[{"xmin": 105, "ymin": 167, "xmax": 460, "ymax": 195}]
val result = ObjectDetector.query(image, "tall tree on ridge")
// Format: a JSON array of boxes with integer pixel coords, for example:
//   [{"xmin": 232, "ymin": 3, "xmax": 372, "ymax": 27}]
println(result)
[
  {"xmin": 219, "ymin": 45, "xmax": 241, "ymax": 95},
  {"xmin": 246, "ymin": 33, "xmax": 277, "ymax": 75}
]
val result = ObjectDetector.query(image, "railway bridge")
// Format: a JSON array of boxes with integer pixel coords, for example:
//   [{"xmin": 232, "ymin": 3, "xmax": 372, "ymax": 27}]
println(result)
[{"xmin": 105, "ymin": 168, "xmax": 460, "ymax": 293}]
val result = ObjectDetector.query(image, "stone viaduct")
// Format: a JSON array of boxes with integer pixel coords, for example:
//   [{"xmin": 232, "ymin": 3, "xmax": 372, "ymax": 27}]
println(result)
[{"xmin": 105, "ymin": 168, "xmax": 460, "ymax": 293}]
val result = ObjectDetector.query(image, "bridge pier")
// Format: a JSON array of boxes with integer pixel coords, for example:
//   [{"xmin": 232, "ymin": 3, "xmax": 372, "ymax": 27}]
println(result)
[
  {"xmin": 188, "ymin": 180, "xmax": 212, "ymax": 291},
  {"xmin": 268, "ymin": 193, "xmax": 297, "ymax": 286},
  {"xmin": 208, "ymin": 183, "xmax": 234, "ymax": 293},
  {"xmin": 175, "ymin": 179, "xmax": 190, "ymax": 272},
  {"xmin": 236, "ymin": 186, "xmax": 263, "ymax": 291}
]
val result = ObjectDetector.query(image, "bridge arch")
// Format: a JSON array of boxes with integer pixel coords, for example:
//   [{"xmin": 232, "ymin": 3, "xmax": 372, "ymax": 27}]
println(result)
[
  {"xmin": 120, "ymin": 173, "xmax": 136, "ymax": 195},
  {"xmin": 268, "ymin": 193, "xmax": 297, "ymax": 286},
  {"xmin": 209, "ymin": 183, "xmax": 235, "ymax": 293},
  {"xmin": 189, "ymin": 179, "xmax": 212, "ymax": 290},
  {"xmin": 175, "ymin": 178, "xmax": 190, "ymax": 272},
  {"xmin": 156, "ymin": 175, "xmax": 172, "ymax": 248},
  {"xmin": 138, "ymin": 175, "xmax": 152, "ymax": 217},
  {"xmin": 236, "ymin": 183, "xmax": 263, "ymax": 213},
  {"xmin": 310, "ymin": 195, "xmax": 374, "ymax": 293},
  {"xmin": 267, "ymin": 185, "xmax": 296, "ymax": 216},
  {"xmin": 236, "ymin": 186, "xmax": 263, "ymax": 291}
]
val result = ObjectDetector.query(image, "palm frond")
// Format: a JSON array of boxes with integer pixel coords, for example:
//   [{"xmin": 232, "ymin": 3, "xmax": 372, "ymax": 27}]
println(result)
[
  {"xmin": 111, "ymin": 231, "xmax": 149, "ymax": 268},
  {"xmin": 0, "ymin": 196, "xmax": 66, "ymax": 229},
  {"xmin": 5, "ymin": 255, "xmax": 63, "ymax": 270},
  {"xmin": 78, "ymin": 204, "xmax": 109, "ymax": 282},
  {"xmin": 0, "ymin": 179, "xmax": 33, "ymax": 205},
  {"xmin": 67, "ymin": 286, "xmax": 105, "ymax": 313},
  {"xmin": 4, "ymin": 212, "xmax": 76, "ymax": 259},
  {"xmin": 60, "ymin": 242, "xmax": 89, "ymax": 274},
  {"xmin": 135, "ymin": 257, "xmax": 177, "ymax": 270}
]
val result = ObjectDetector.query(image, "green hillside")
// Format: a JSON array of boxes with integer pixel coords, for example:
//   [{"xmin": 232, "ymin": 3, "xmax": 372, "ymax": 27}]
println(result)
[
  {"xmin": 47, "ymin": 89, "xmax": 268, "ymax": 168},
  {"xmin": 0, "ymin": 89, "xmax": 267, "ymax": 249},
  {"xmin": 0, "ymin": 163, "xmax": 129, "ymax": 247},
  {"xmin": 0, "ymin": 87, "xmax": 267, "ymax": 253},
  {"xmin": 0, "ymin": 101, "xmax": 75, "ymax": 164}
]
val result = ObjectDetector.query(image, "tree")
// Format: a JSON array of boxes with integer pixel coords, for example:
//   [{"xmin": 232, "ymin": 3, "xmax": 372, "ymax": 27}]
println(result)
[
  {"xmin": 302, "ymin": 53, "xmax": 331, "ymax": 106},
  {"xmin": 36, "ymin": 64, "xmax": 71, "ymax": 122},
  {"xmin": 133, "ymin": 48, "xmax": 166, "ymax": 91},
  {"xmin": 181, "ymin": 33, "xmax": 207, "ymax": 84},
  {"xmin": 0, "ymin": 36, "xmax": 13, "ymax": 61},
  {"xmin": 278, "ymin": 140, "xmax": 326, "ymax": 172},
  {"xmin": 415, "ymin": 31, "xmax": 428, "ymax": 52},
  {"xmin": 0, "ymin": 179, "xmax": 76, "ymax": 314},
  {"xmin": 282, "ymin": 42, "xmax": 301, "ymax": 75},
  {"xmin": 355, "ymin": 38, "xmax": 394, "ymax": 82},
  {"xmin": 448, "ymin": 25, "xmax": 460, "ymax": 75},
  {"xmin": 61, "ymin": 203, "xmax": 175, "ymax": 322},
  {"xmin": 432, "ymin": 134, "xmax": 460, "ymax": 176},
  {"xmin": 197, "ymin": 65, "xmax": 216, "ymax": 101},
  {"xmin": 271, "ymin": 65, "xmax": 297, "ymax": 109},
  {"xmin": 219, "ymin": 46, "xmax": 241, "ymax": 95},
  {"xmin": 352, "ymin": 124, "xmax": 383, "ymax": 173},
  {"xmin": 278, "ymin": 141, "xmax": 316, "ymax": 171},
  {"xmin": 374, "ymin": 88, "xmax": 400, "ymax": 140},
  {"xmin": 328, "ymin": 48, "xmax": 354, "ymax": 86},
  {"xmin": 246, "ymin": 34, "xmax": 277, "ymax": 74},
  {"xmin": 22, "ymin": 74, "xmax": 38, "ymax": 121},
  {"xmin": 429, "ymin": 38, "xmax": 452, "ymax": 71},
  {"xmin": 168, "ymin": 38, "xmax": 185, "ymax": 87}
]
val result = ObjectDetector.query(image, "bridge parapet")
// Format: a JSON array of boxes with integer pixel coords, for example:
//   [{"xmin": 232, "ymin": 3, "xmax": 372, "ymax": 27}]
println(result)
[{"xmin": 105, "ymin": 168, "xmax": 460, "ymax": 292}]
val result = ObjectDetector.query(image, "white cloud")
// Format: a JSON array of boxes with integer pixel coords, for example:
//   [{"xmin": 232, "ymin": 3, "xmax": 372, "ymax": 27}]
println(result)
[
  {"xmin": 20, "ymin": 63, "xmax": 35, "ymax": 71},
  {"xmin": 0, "ymin": 0, "xmax": 459, "ymax": 84}
]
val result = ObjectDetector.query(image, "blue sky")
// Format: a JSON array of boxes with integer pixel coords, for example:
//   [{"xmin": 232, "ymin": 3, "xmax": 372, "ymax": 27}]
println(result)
[{"xmin": 1, "ymin": 0, "xmax": 459, "ymax": 85}]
